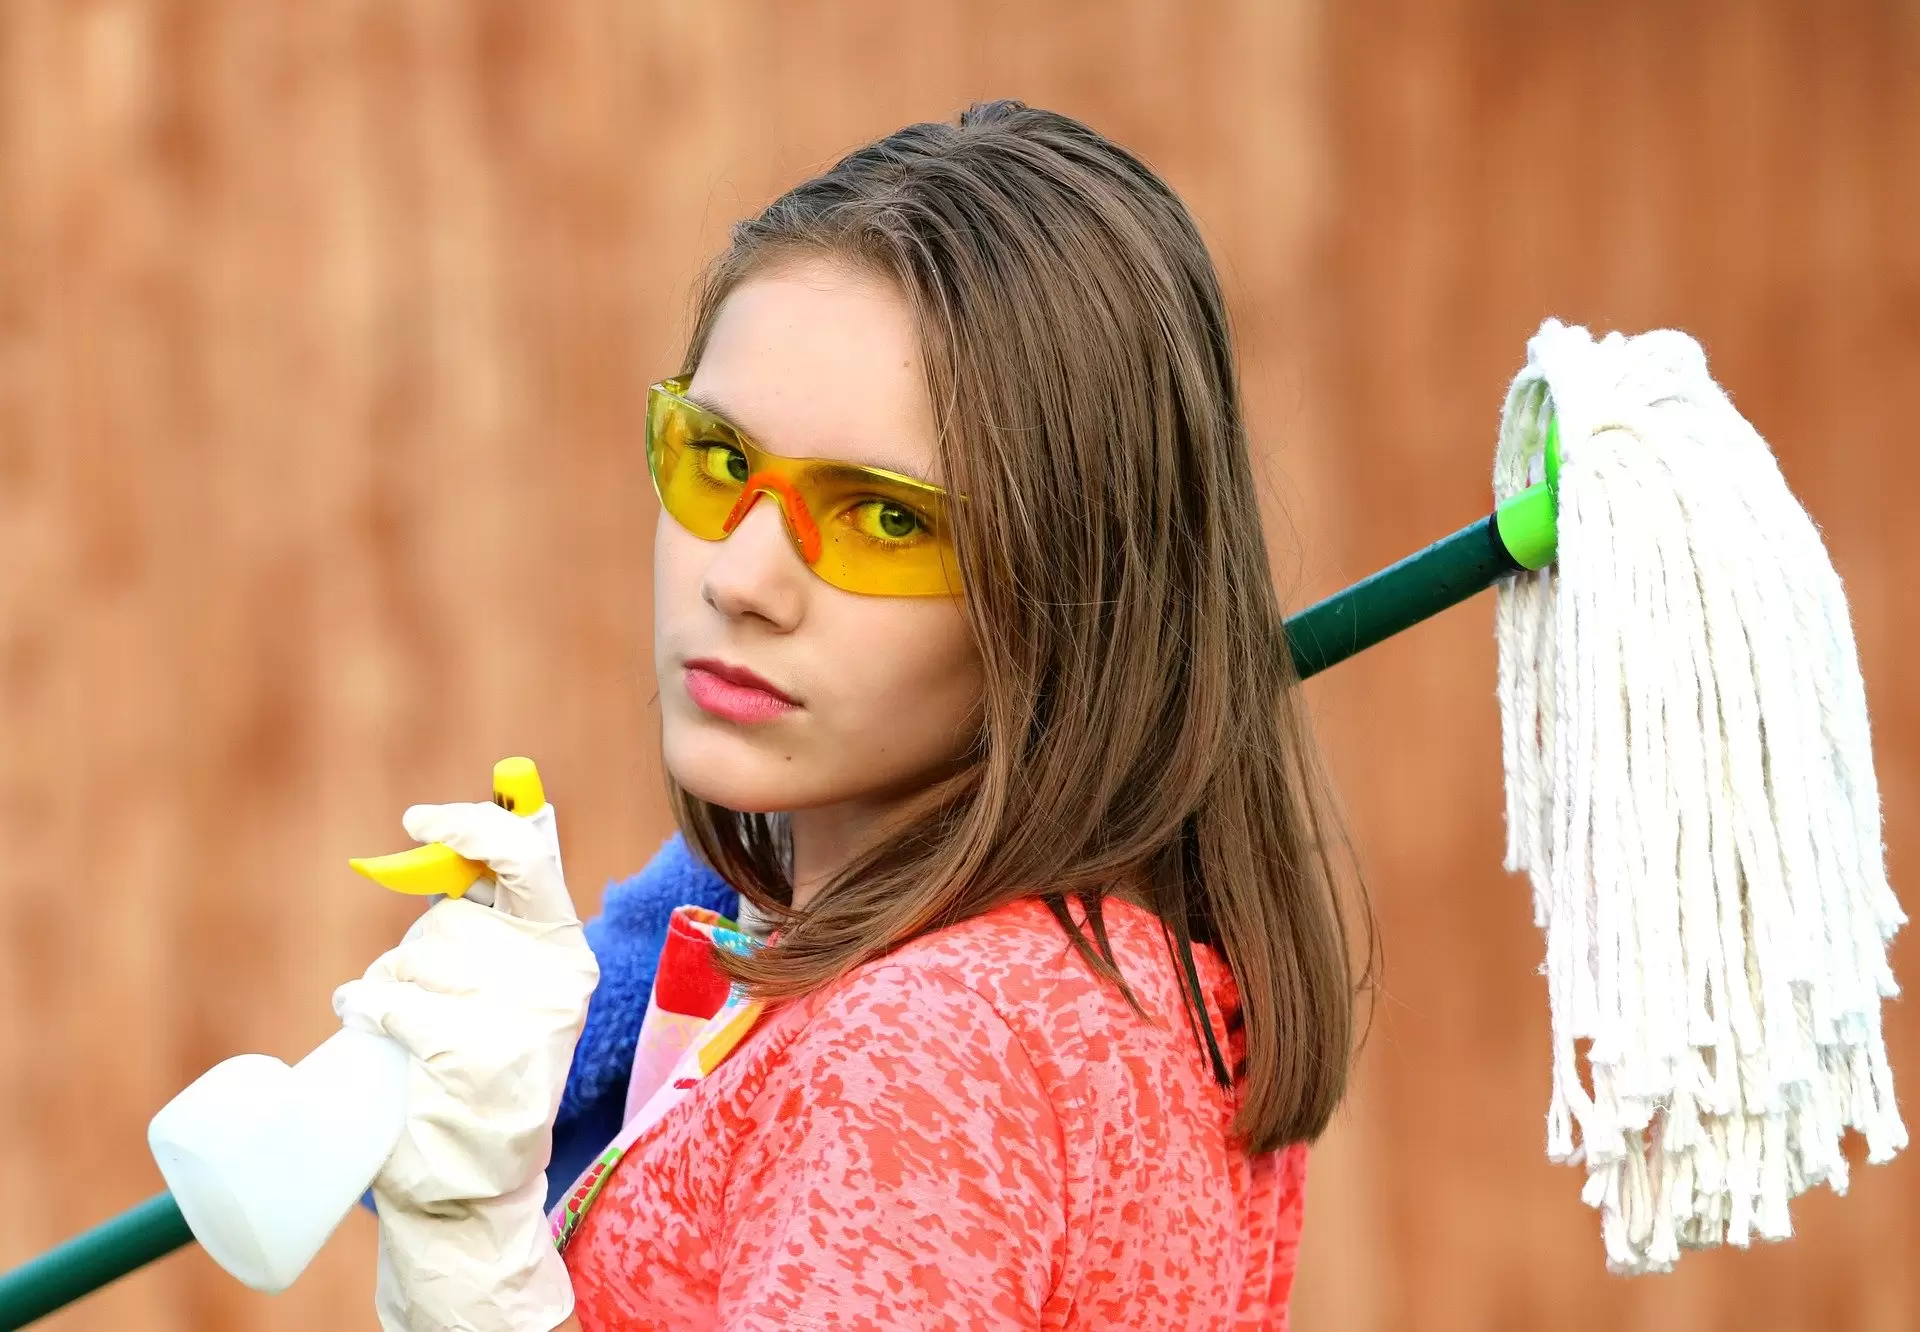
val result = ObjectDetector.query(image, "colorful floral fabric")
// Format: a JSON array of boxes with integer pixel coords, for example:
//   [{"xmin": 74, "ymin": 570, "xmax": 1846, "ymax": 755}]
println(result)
[
  {"xmin": 622, "ymin": 906, "xmax": 756, "ymax": 1122},
  {"xmin": 563, "ymin": 896, "xmax": 1307, "ymax": 1330},
  {"xmin": 550, "ymin": 905, "xmax": 761, "ymax": 1250}
]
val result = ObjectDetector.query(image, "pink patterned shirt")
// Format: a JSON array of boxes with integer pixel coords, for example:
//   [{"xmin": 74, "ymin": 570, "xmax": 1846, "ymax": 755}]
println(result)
[{"xmin": 564, "ymin": 896, "xmax": 1307, "ymax": 1330}]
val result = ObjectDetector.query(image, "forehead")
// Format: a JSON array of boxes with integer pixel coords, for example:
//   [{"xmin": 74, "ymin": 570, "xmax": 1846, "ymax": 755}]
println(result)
[{"xmin": 686, "ymin": 258, "xmax": 939, "ymax": 481}]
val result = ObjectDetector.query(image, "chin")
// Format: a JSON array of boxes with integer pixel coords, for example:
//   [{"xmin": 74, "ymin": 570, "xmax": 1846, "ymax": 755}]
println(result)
[{"xmin": 661, "ymin": 719, "xmax": 815, "ymax": 814}]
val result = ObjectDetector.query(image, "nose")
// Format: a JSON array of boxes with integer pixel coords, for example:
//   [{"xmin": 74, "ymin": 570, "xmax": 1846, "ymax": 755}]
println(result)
[{"xmin": 700, "ymin": 490, "xmax": 809, "ymax": 627}]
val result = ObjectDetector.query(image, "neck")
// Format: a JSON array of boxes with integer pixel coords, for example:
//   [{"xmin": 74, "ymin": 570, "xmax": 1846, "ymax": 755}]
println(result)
[
  {"xmin": 782, "ymin": 761, "xmax": 974, "ymax": 911},
  {"xmin": 786, "ymin": 800, "xmax": 888, "ymax": 912}
]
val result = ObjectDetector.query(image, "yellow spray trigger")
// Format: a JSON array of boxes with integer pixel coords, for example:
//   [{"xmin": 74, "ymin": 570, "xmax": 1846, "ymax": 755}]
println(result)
[{"xmin": 349, "ymin": 757, "xmax": 547, "ymax": 898}]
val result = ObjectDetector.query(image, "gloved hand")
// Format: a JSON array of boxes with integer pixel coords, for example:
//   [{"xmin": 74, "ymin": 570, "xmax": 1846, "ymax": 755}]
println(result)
[{"xmin": 333, "ymin": 798, "xmax": 600, "ymax": 1332}]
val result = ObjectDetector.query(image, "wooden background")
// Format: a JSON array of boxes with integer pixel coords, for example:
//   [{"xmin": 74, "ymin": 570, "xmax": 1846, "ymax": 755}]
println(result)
[{"xmin": 2, "ymin": 2, "xmax": 1914, "ymax": 1328}]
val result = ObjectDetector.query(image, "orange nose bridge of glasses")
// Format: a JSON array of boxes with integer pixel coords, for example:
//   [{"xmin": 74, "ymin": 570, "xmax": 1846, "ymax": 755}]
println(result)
[{"xmin": 720, "ymin": 471, "xmax": 824, "ymax": 564}]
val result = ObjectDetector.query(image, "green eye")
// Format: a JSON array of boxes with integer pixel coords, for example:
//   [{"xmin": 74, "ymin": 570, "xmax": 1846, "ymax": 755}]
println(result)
[
  {"xmin": 848, "ymin": 499, "xmax": 926, "ymax": 543},
  {"xmin": 697, "ymin": 443, "xmax": 749, "ymax": 485}
]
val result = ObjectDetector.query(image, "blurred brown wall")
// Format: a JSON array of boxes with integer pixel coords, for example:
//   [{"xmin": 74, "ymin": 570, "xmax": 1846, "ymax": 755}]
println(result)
[{"xmin": 1, "ymin": 3, "xmax": 1913, "ymax": 1329}]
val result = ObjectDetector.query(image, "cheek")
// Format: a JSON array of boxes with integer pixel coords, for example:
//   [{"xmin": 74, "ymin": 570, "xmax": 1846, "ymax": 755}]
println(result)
[
  {"xmin": 653, "ymin": 518, "xmax": 703, "ymax": 634},
  {"xmin": 826, "ymin": 599, "xmax": 983, "ymax": 760}
]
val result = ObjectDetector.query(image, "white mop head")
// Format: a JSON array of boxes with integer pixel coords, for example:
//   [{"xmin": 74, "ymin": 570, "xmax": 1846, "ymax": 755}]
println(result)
[{"xmin": 1493, "ymin": 319, "xmax": 1907, "ymax": 1274}]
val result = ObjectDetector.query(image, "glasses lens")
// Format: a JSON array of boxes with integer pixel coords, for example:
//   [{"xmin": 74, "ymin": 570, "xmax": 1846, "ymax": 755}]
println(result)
[
  {"xmin": 646, "ymin": 383, "xmax": 962, "ymax": 599},
  {"xmin": 798, "ymin": 462, "xmax": 960, "ymax": 598},
  {"xmin": 647, "ymin": 387, "xmax": 749, "ymax": 541}
]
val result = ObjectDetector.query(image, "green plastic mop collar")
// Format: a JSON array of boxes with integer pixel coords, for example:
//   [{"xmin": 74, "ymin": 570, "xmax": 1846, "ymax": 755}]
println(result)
[{"xmin": 1493, "ymin": 414, "xmax": 1560, "ymax": 573}]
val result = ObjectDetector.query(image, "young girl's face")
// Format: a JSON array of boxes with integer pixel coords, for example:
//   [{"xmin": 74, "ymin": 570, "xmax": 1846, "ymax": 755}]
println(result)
[{"xmin": 654, "ymin": 257, "xmax": 984, "ymax": 820}]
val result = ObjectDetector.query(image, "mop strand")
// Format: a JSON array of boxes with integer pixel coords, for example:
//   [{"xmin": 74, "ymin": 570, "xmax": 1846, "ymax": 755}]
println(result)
[{"xmin": 1493, "ymin": 319, "xmax": 1907, "ymax": 1274}]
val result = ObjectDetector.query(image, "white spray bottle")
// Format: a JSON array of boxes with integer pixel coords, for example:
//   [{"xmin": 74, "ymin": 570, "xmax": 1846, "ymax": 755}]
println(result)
[{"xmin": 145, "ymin": 758, "xmax": 547, "ymax": 1294}]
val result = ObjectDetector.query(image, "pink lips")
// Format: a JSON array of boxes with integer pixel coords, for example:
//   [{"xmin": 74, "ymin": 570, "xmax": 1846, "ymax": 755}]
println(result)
[{"xmin": 683, "ymin": 658, "xmax": 798, "ymax": 724}]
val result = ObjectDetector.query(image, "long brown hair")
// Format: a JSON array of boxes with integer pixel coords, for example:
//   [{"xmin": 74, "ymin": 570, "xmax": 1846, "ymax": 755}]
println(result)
[{"xmin": 666, "ymin": 100, "xmax": 1368, "ymax": 1153}]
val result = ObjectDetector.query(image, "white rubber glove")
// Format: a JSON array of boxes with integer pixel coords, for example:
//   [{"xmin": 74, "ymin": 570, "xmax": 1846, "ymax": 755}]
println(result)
[{"xmin": 333, "ymin": 799, "xmax": 600, "ymax": 1332}]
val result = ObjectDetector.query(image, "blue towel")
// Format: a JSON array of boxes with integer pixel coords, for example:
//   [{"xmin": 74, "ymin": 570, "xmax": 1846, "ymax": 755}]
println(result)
[{"xmin": 359, "ymin": 833, "xmax": 738, "ymax": 1216}]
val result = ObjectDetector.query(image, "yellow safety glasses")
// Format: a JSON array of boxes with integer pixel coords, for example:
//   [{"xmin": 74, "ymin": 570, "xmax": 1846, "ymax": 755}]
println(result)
[{"xmin": 645, "ymin": 376, "xmax": 963, "ymax": 598}]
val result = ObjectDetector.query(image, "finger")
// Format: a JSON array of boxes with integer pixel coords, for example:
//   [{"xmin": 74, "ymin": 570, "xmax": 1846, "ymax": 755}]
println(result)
[
  {"xmin": 351, "ymin": 901, "xmax": 546, "ymax": 998},
  {"xmin": 406, "ymin": 802, "xmax": 581, "ymax": 926},
  {"xmin": 401, "ymin": 801, "xmax": 540, "ymax": 877},
  {"xmin": 404, "ymin": 802, "xmax": 549, "ymax": 910},
  {"xmin": 332, "ymin": 977, "xmax": 389, "ymax": 1041},
  {"xmin": 486, "ymin": 808, "xmax": 580, "ymax": 925},
  {"xmin": 333, "ymin": 975, "xmax": 430, "ymax": 1048},
  {"xmin": 333, "ymin": 974, "xmax": 517, "ymax": 1067}
]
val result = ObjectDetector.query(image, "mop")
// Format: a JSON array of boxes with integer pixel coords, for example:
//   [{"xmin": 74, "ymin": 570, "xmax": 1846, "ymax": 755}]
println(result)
[{"xmin": 1492, "ymin": 319, "xmax": 1906, "ymax": 1273}]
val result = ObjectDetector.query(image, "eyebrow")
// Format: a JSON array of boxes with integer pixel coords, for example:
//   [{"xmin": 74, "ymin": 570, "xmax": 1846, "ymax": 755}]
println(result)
[
  {"xmin": 683, "ymin": 389, "xmax": 745, "ymax": 429},
  {"xmin": 679, "ymin": 387, "xmax": 938, "ymax": 486}
]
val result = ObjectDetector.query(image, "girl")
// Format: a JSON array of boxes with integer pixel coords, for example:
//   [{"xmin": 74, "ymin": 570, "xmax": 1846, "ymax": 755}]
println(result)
[{"xmin": 343, "ymin": 99, "xmax": 1366, "ymax": 1330}]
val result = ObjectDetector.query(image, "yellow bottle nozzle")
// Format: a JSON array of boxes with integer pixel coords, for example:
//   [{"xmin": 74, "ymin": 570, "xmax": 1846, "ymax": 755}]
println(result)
[
  {"xmin": 349, "ymin": 757, "xmax": 546, "ymax": 898},
  {"xmin": 487, "ymin": 756, "xmax": 545, "ymax": 817}
]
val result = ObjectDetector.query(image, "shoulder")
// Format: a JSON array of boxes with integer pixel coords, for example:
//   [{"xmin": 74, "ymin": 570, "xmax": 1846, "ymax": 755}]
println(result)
[
  {"xmin": 786, "ymin": 897, "xmax": 1213, "ymax": 1097},
  {"xmin": 739, "ymin": 895, "xmax": 1231, "ymax": 1126},
  {"xmin": 854, "ymin": 896, "xmax": 1108, "ymax": 1013},
  {"xmin": 728, "ymin": 903, "xmax": 1097, "ymax": 1142},
  {"xmin": 773, "ymin": 932, "xmax": 1058, "ymax": 1095},
  {"xmin": 850, "ymin": 896, "xmax": 1225, "ymax": 1041}
]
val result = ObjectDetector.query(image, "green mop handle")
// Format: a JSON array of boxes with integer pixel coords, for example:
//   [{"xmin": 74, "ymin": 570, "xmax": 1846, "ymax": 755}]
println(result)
[
  {"xmin": 1291, "ymin": 416, "xmax": 1560, "ymax": 677},
  {"xmin": 0, "ymin": 427, "xmax": 1562, "ymax": 1331},
  {"xmin": 0, "ymin": 1194, "xmax": 193, "ymax": 1330}
]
